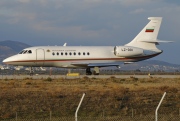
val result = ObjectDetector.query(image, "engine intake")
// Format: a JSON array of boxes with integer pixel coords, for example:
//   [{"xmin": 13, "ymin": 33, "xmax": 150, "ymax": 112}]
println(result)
[{"xmin": 114, "ymin": 46, "xmax": 144, "ymax": 57}]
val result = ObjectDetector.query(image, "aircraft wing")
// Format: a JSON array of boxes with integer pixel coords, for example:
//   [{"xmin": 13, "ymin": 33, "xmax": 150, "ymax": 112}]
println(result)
[
  {"xmin": 71, "ymin": 63, "xmax": 121, "ymax": 68},
  {"xmin": 71, "ymin": 63, "xmax": 89, "ymax": 67}
]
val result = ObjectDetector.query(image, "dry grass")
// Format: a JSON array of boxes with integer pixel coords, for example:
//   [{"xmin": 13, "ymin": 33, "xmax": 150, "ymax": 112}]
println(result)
[{"xmin": 0, "ymin": 77, "xmax": 180, "ymax": 119}]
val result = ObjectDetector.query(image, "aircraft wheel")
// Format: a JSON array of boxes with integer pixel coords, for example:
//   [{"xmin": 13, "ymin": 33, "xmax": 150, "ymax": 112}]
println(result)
[{"xmin": 86, "ymin": 68, "xmax": 92, "ymax": 75}]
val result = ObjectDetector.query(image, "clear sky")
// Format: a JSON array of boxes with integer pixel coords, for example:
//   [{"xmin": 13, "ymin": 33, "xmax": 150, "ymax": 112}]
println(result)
[{"xmin": 0, "ymin": 0, "xmax": 179, "ymax": 64}]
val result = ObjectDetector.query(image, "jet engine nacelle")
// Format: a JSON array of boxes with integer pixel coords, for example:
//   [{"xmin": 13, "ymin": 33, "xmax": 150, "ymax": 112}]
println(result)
[{"xmin": 114, "ymin": 46, "xmax": 144, "ymax": 57}]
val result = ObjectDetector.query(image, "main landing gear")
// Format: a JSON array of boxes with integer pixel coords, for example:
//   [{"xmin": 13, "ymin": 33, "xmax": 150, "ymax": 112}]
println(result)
[
  {"xmin": 86, "ymin": 67, "xmax": 100, "ymax": 75},
  {"xmin": 86, "ymin": 68, "xmax": 92, "ymax": 75}
]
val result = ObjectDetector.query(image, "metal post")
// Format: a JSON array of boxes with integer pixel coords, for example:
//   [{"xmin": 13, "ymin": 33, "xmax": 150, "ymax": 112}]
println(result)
[
  {"xmin": 16, "ymin": 112, "xmax": 17, "ymax": 121},
  {"xmin": 50, "ymin": 67, "xmax": 52, "ymax": 76},
  {"xmin": 75, "ymin": 93, "xmax": 85, "ymax": 121},
  {"xmin": 50, "ymin": 111, "xmax": 52, "ymax": 121},
  {"xmin": 132, "ymin": 108, "xmax": 134, "ymax": 118},
  {"xmin": 155, "ymin": 92, "xmax": 166, "ymax": 121},
  {"xmin": 102, "ymin": 109, "xmax": 105, "ymax": 120}
]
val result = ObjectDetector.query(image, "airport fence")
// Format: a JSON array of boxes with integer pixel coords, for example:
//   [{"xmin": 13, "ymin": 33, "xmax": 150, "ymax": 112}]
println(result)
[
  {"xmin": 1, "ymin": 107, "xmax": 180, "ymax": 121},
  {"xmin": 2, "ymin": 115, "xmax": 180, "ymax": 121},
  {"xmin": 1, "ymin": 110, "xmax": 180, "ymax": 121}
]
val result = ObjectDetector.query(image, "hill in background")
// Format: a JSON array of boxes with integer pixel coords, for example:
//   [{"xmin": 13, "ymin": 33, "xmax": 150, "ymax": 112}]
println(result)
[
  {"xmin": 119, "ymin": 60, "xmax": 180, "ymax": 71},
  {"xmin": 0, "ymin": 40, "xmax": 30, "ymax": 62}
]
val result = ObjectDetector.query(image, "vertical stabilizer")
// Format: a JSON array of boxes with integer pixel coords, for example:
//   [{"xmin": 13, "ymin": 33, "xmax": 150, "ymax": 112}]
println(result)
[{"xmin": 126, "ymin": 17, "xmax": 162, "ymax": 50}]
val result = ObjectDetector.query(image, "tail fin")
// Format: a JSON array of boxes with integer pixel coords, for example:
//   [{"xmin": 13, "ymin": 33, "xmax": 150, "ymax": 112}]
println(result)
[{"xmin": 126, "ymin": 17, "xmax": 162, "ymax": 50}]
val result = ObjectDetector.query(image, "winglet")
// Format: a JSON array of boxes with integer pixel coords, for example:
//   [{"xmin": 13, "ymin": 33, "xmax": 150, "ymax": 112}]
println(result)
[{"xmin": 63, "ymin": 43, "xmax": 67, "ymax": 46}]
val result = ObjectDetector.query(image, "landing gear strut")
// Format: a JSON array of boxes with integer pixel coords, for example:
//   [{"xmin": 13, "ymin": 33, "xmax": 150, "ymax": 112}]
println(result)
[
  {"xmin": 86, "ymin": 68, "xmax": 92, "ymax": 75},
  {"xmin": 29, "ymin": 67, "xmax": 34, "ymax": 76}
]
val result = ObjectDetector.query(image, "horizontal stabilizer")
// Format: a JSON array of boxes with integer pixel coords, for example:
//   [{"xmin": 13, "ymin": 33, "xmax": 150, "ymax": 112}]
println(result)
[
  {"xmin": 140, "ymin": 39, "xmax": 174, "ymax": 43},
  {"xmin": 156, "ymin": 40, "xmax": 174, "ymax": 43}
]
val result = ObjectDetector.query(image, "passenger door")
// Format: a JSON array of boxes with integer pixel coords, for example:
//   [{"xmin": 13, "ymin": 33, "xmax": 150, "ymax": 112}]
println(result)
[{"xmin": 36, "ymin": 49, "xmax": 45, "ymax": 66}]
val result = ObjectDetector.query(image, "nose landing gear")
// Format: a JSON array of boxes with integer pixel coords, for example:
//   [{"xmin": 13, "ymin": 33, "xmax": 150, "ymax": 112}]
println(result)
[{"xmin": 29, "ymin": 67, "xmax": 34, "ymax": 76}]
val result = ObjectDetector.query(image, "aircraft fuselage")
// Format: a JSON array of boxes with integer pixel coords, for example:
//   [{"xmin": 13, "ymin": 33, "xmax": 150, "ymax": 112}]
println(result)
[{"xmin": 3, "ymin": 46, "xmax": 162, "ymax": 68}]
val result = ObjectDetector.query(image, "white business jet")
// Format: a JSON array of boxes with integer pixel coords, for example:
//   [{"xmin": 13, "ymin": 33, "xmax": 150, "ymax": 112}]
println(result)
[{"xmin": 3, "ymin": 17, "xmax": 171, "ymax": 75}]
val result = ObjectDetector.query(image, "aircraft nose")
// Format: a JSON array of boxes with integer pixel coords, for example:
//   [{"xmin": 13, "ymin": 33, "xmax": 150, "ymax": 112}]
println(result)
[
  {"xmin": 3, "ymin": 55, "xmax": 17, "ymax": 65},
  {"xmin": 3, "ymin": 58, "xmax": 10, "ymax": 64}
]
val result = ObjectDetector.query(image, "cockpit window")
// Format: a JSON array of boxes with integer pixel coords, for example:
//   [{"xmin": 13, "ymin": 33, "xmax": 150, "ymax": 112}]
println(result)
[
  {"xmin": 19, "ymin": 50, "xmax": 32, "ymax": 54},
  {"xmin": 23, "ymin": 50, "xmax": 28, "ymax": 54},
  {"xmin": 19, "ymin": 50, "xmax": 25, "ymax": 54},
  {"xmin": 27, "ymin": 50, "xmax": 32, "ymax": 54}
]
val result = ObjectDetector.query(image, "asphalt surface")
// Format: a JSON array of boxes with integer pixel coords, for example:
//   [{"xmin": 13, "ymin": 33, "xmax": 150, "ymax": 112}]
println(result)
[{"xmin": 0, "ymin": 74, "xmax": 180, "ymax": 79}]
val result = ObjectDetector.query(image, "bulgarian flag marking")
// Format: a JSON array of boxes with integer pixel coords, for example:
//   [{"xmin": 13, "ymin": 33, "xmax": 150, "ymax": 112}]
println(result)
[{"xmin": 145, "ymin": 27, "xmax": 154, "ymax": 32}]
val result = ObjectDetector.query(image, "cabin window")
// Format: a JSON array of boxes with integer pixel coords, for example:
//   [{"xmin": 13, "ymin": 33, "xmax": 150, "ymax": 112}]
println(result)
[
  {"xmin": 61, "ymin": 52, "xmax": 63, "ymax": 56},
  {"xmin": 57, "ymin": 52, "xmax": 59, "ymax": 55},
  {"xmin": 65, "ymin": 52, "xmax": 67, "ymax": 56},
  {"xmin": 74, "ymin": 52, "xmax": 76, "ymax": 55},
  {"xmin": 83, "ymin": 52, "xmax": 85, "ymax": 55},
  {"xmin": 87, "ymin": 52, "xmax": 90, "ymax": 55},
  {"xmin": 69, "ymin": 52, "xmax": 72, "ymax": 56},
  {"xmin": 78, "ymin": 52, "xmax": 81, "ymax": 55},
  {"xmin": 52, "ymin": 52, "xmax": 55, "ymax": 56}
]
